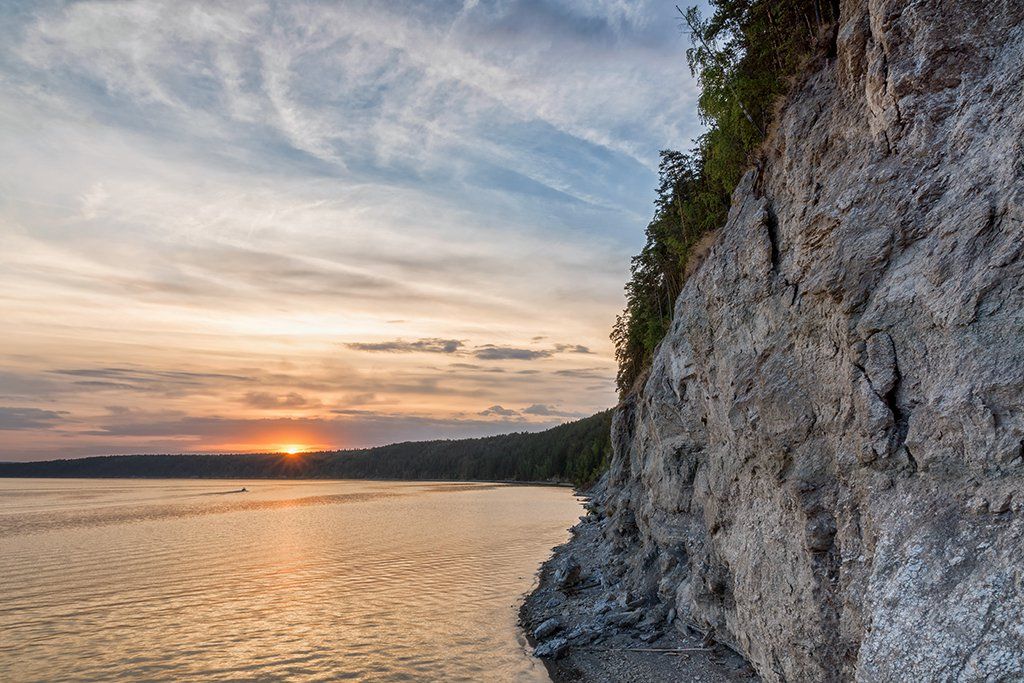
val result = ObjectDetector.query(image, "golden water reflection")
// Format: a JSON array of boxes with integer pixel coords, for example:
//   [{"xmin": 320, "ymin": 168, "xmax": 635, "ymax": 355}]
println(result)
[{"xmin": 0, "ymin": 479, "xmax": 582, "ymax": 681}]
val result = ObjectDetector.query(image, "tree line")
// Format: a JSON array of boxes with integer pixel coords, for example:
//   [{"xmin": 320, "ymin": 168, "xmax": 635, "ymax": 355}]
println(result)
[{"xmin": 0, "ymin": 411, "xmax": 613, "ymax": 487}]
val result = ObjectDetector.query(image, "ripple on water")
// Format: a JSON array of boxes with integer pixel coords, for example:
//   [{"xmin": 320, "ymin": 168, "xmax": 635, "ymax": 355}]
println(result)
[{"xmin": 0, "ymin": 479, "xmax": 580, "ymax": 682}]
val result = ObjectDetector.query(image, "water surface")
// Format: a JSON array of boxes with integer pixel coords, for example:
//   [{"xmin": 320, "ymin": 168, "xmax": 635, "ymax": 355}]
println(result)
[{"xmin": 0, "ymin": 478, "xmax": 581, "ymax": 681}]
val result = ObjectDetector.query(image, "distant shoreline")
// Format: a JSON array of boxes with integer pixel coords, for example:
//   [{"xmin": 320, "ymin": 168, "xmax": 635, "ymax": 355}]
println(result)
[
  {"xmin": 0, "ymin": 411, "xmax": 612, "ymax": 487},
  {"xmin": 0, "ymin": 472, "xmax": 577, "ymax": 487}
]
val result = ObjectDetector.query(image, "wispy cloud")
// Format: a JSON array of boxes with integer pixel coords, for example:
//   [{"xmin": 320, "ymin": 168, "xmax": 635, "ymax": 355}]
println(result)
[
  {"xmin": 51, "ymin": 367, "xmax": 257, "ymax": 397},
  {"xmin": 554, "ymin": 367, "xmax": 612, "ymax": 381},
  {"xmin": 0, "ymin": 407, "xmax": 66, "ymax": 431},
  {"xmin": 0, "ymin": 0, "xmax": 696, "ymax": 460},
  {"xmin": 241, "ymin": 391, "xmax": 319, "ymax": 409}
]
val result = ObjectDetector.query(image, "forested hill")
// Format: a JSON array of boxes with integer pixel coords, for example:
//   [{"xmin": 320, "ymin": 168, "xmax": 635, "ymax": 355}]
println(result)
[{"xmin": 0, "ymin": 410, "xmax": 612, "ymax": 487}]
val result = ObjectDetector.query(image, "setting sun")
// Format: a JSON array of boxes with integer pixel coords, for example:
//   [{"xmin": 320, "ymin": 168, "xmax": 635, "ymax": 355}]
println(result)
[{"xmin": 283, "ymin": 445, "xmax": 304, "ymax": 455}]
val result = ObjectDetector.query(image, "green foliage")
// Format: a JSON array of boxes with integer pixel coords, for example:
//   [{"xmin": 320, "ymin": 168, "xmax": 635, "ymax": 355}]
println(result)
[
  {"xmin": 613, "ymin": 0, "xmax": 839, "ymax": 394},
  {"xmin": 612, "ymin": 148, "xmax": 718, "ymax": 392},
  {"xmin": 0, "ymin": 411, "xmax": 614, "ymax": 488}
]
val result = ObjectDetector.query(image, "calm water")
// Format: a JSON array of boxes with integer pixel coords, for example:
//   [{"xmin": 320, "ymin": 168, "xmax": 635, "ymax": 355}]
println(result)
[{"xmin": 0, "ymin": 479, "xmax": 582, "ymax": 682}]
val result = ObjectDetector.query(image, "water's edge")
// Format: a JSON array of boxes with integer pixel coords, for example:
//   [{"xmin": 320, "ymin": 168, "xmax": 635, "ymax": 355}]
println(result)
[{"xmin": 519, "ymin": 483, "xmax": 756, "ymax": 682}]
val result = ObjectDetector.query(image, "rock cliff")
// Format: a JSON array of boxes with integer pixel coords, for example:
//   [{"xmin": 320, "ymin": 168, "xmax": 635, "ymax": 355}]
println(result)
[{"xmin": 542, "ymin": 1, "xmax": 1024, "ymax": 680}]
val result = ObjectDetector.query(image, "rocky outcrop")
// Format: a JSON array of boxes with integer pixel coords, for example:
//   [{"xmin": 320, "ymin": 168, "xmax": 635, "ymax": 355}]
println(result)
[{"xmin": 575, "ymin": 1, "xmax": 1024, "ymax": 680}]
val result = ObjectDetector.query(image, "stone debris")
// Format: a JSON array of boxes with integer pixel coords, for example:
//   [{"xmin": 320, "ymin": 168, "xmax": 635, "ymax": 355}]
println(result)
[
  {"xmin": 532, "ymin": 636, "xmax": 569, "ymax": 660},
  {"xmin": 520, "ymin": 491, "xmax": 757, "ymax": 681},
  {"xmin": 991, "ymin": 494, "xmax": 1013, "ymax": 514},
  {"xmin": 534, "ymin": 617, "xmax": 562, "ymax": 640},
  {"xmin": 967, "ymin": 496, "xmax": 990, "ymax": 514},
  {"xmin": 553, "ymin": 559, "xmax": 581, "ymax": 592}
]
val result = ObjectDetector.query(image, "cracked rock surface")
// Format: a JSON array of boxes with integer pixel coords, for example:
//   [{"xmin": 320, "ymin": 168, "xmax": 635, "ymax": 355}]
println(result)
[{"xmin": 527, "ymin": 0, "xmax": 1024, "ymax": 680}]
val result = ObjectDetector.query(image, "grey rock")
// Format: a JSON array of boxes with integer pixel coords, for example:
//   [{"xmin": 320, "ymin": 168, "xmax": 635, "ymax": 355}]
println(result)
[
  {"xmin": 625, "ymin": 595, "xmax": 646, "ymax": 610},
  {"xmin": 967, "ymin": 496, "xmax": 990, "ymax": 514},
  {"xmin": 804, "ymin": 513, "xmax": 838, "ymax": 552},
  {"xmin": 607, "ymin": 609, "xmax": 642, "ymax": 628},
  {"xmin": 571, "ymin": 1, "xmax": 1024, "ymax": 681},
  {"xmin": 564, "ymin": 624, "xmax": 598, "ymax": 646},
  {"xmin": 533, "ymin": 636, "xmax": 569, "ymax": 659},
  {"xmin": 543, "ymin": 594, "xmax": 564, "ymax": 610},
  {"xmin": 534, "ymin": 617, "xmax": 562, "ymax": 640},
  {"xmin": 553, "ymin": 560, "xmax": 582, "ymax": 591},
  {"xmin": 991, "ymin": 494, "xmax": 1013, "ymax": 514}
]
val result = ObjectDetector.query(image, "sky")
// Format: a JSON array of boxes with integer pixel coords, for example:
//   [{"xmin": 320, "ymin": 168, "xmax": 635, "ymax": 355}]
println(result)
[{"xmin": 0, "ymin": 0, "xmax": 704, "ymax": 460}]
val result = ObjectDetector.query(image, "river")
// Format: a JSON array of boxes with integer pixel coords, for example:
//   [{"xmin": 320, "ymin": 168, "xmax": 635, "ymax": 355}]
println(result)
[{"xmin": 0, "ymin": 478, "xmax": 581, "ymax": 681}]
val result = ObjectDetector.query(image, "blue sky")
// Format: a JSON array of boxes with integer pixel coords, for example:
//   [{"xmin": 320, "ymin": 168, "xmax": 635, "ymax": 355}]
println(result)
[{"xmin": 0, "ymin": 0, "xmax": 704, "ymax": 459}]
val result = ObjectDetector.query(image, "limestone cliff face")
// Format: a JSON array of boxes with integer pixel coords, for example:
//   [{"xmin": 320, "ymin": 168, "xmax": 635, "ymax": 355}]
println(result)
[{"xmin": 600, "ymin": 1, "xmax": 1024, "ymax": 680}]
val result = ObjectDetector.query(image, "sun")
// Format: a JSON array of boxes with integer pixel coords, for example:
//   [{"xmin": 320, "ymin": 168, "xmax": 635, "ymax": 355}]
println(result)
[{"xmin": 283, "ymin": 445, "xmax": 304, "ymax": 455}]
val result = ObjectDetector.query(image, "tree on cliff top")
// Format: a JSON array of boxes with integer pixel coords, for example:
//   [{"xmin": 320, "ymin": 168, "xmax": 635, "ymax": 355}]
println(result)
[{"xmin": 612, "ymin": 0, "xmax": 840, "ymax": 395}]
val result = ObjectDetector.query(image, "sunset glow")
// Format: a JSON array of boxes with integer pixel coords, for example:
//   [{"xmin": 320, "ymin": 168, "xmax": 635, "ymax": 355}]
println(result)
[{"xmin": 0, "ymin": 1, "xmax": 702, "ymax": 461}]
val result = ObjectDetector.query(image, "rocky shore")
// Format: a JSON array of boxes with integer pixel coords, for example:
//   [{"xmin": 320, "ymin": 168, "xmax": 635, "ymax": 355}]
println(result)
[{"xmin": 520, "ymin": 482, "xmax": 757, "ymax": 682}]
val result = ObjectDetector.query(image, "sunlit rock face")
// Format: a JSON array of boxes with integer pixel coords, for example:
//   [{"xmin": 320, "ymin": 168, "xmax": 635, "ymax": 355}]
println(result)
[{"xmin": 599, "ymin": 0, "xmax": 1024, "ymax": 680}]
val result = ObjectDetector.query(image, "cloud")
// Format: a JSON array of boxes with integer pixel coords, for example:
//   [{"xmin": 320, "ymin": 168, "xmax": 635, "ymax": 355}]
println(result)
[
  {"xmin": 554, "ymin": 344, "xmax": 593, "ymax": 354},
  {"xmin": 57, "ymin": 367, "xmax": 252, "ymax": 384},
  {"xmin": 347, "ymin": 340, "xmax": 596, "ymax": 361},
  {"xmin": 0, "ymin": 0, "xmax": 677, "ymax": 459},
  {"xmin": 0, "ymin": 407, "xmax": 66, "ymax": 430},
  {"xmin": 51, "ymin": 367, "xmax": 257, "ymax": 396},
  {"xmin": 5, "ymin": 0, "xmax": 699, "ymax": 189},
  {"xmin": 478, "ymin": 404, "xmax": 519, "ymax": 417},
  {"xmin": 554, "ymin": 367, "xmax": 613, "ymax": 381},
  {"xmin": 521, "ymin": 403, "xmax": 583, "ymax": 418},
  {"xmin": 470, "ymin": 343, "xmax": 597, "ymax": 360},
  {"xmin": 472, "ymin": 345, "xmax": 554, "ymax": 361},
  {"xmin": 448, "ymin": 363, "xmax": 505, "ymax": 374},
  {"xmin": 346, "ymin": 338, "xmax": 464, "ymax": 354},
  {"xmin": 241, "ymin": 391, "xmax": 318, "ymax": 409}
]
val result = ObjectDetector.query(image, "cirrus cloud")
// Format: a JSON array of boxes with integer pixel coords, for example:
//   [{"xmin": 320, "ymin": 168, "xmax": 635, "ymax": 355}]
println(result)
[
  {"xmin": 0, "ymin": 0, "xmax": 696, "ymax": 460},
  {"xmin": 241, "ymin": 391, "xmax": 319, "ymax": 409}
]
